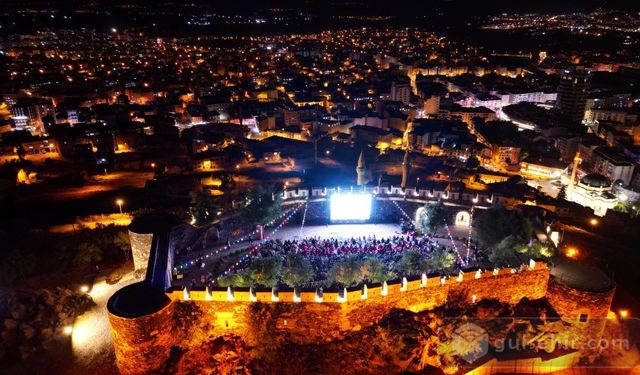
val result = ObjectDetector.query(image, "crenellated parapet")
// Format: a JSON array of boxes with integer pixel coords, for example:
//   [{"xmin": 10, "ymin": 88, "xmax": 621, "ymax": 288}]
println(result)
[
  {"xmin": 169, "ymin": 260, "xmax": 548, "ymax": 306},
  {"xmin": 281, "ymin": 185, "xmax": 495, "ymax": 207}
]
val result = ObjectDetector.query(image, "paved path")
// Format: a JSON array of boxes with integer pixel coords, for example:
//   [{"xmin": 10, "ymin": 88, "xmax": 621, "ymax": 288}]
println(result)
[{"xmin": 69, "ymin": 273, "xmax": 137, "ymax": 374}]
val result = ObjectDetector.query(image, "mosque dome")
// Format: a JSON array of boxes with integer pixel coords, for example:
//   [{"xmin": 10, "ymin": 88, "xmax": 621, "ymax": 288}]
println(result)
[{"xmin": 579, "ymin": 173, "xmax": 610, "ymax": 188}]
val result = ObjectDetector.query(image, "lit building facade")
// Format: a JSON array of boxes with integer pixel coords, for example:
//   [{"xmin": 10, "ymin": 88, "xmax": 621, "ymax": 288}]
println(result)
[
  {"xmin": 556, "ymin": 71, "xmax": 589, "ymax": 122},
  {"xmin": 567, "ymin": 173, "xmax": 617, "ymax": 216}
]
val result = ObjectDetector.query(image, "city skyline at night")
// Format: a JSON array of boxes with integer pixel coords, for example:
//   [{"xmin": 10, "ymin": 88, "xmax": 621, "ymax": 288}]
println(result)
[{"xmin": 0, "ymin": 1, "xmax": 639, "ymax": 374}]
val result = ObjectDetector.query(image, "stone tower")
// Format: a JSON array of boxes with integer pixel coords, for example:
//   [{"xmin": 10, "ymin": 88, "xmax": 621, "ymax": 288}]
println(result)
[
  {"xmin": 567, "ymin": 152, "xmax": 581, "ymax": 196},
  {"xmin": 401, "ymin": 148, "xmax": 411, "ymax": 189},
  {"xmin": 356, "ymin": 150, "xmax": 366, "ymax": 186}
]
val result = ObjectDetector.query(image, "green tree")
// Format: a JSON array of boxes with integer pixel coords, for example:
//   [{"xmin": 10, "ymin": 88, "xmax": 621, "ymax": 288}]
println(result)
[
  {"xmin": 488, "ymin": 235, "xmax": 527, "ymax": 266},
  {"xmin": 0, "ymin": 246, "xmax": 37, "ymax": 285},
  {"xmin": 465, "ymin": 156, "xmax": 480, "ymax": 169},
  {"xmin": 416, "ymin": 201, "xmax": 447, "ymax": 234},
  {"xmin": 360, "ymin": 257, "xmax": 392, "ymax": 283},
  {"xmin": 189, "ymin": 189, "xmax": 218, "ymax": 226},
  {"xmin": 396, "ymin": 250, "xmax": 428, "ymax": 276},
  {"xmin": 327, "ymin": 256, "xmax": 363, "ymax": 287},
  {"xmin": 240, "ymin": 185, "xmax": 283, "ymax": 226},
  {"xmin": 223, "ymin": 144, "xmax": 247, "ymax": 169},
  {"xmin": 281, "ymin": 253, "xmax": 315, "ymax": 287},
  {"xmin": 556, "ymin": 185, "xmax": 567, "ymax": 201},
  {"xmin": 475, "ymin": 206, "xmax": 533, "ymax": 247},
  {"xmin": 217, "ymin": 271, "xmax": 252, "ymax": 287},
  {"xmin": 614, "ymin": 198, "xmax": 640, "ymax": 218},
  {"xmin": 111, "ymin": 229, "xmax": 131, "ymax": 261},
  {"xmin": 73, "ymin": 240, "xmax": 103, "ymax": 270},
  {"xmin": 527, "ymin": 241, "xmax": 555, "ymax": 259},
  {"xmin": 245, "ymin": 256, "xmax": 282, "ymax": 287},
  {"xmin": 427, "ymin": 248, "xmax": 456, "ymax": 273}
]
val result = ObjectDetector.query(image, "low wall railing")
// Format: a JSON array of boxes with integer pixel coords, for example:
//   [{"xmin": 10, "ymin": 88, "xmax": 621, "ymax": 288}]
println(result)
[
  {"xmin": 167, "ymin": 260, "xmax": 547, "ymax": 304},
  {"xmin": 281, "ymin": 186, "xmax": 495, "ymax": 206}
]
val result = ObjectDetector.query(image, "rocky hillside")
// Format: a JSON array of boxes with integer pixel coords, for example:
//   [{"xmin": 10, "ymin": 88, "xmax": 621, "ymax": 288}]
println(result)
[
  {"xmin": 0, "ymin": 287, "xmax": 94, "ymax": 365},
  {"xmin": 163, "ymin": 297, "xmax": 573, "ymax": 374}
]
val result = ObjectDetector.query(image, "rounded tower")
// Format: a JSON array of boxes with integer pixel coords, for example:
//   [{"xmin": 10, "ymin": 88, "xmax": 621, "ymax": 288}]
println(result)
[{"xmin": 545, "ymin": 259, "xmax": 615, "ymax": 362}]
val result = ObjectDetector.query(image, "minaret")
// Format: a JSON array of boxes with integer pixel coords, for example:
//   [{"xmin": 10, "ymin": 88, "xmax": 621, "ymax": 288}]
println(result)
[
  {"xmin": 567, "ymin": 152, "xmax": 581, "ymax": 196},
  {"xmin": 356, "ymin": 150, "xmax": 366, "ymax": 186},
  {"xmin": 401, "ymin": 148, "xmax": 410, "ymax": 189}
]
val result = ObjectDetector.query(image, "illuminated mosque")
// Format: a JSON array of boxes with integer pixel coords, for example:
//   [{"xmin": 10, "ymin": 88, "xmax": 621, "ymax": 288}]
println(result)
[{"xmin": 566, "ymin": 153, "xmax": 617, "ymax": 216}]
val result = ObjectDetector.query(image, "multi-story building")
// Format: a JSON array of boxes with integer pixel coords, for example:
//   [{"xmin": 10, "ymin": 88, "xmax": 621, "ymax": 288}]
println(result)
[
  {"xmin": 491, "ymin": 142, "xmax": 521, "ymax": 165},
  {"xmin": 591, "ymin": 146, "xmax": 636, "ymax": 186},
  {"xmin": 423, "ymin": 95, "xmax": 440, "ymax": 116},
  {"xmin": 556, "ymin": 70, "xmax": 590, "ymax": 122},
  {"xmin": 449, "ymin": 105, "xmax": 496, "ymax": 127},
  {"xmin": 390, "ymin": 82, "xmax": 411, "ymax": 105},
  {"xmin": 584, "ymin": 107, "xmax": 639, "ymax": 125},
  {"xmin": 10, "ymin": 104, "xmax": 43, "ymax": 133}
]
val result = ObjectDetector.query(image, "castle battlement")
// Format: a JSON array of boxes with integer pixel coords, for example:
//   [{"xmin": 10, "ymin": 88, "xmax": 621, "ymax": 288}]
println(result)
[
  {"xmin": 168, "ymin": 260, "xmax": 546, "ymax": 304},
  {"xmin": 109, "ymin": 211, "xmax": 615, "ymax": 375},
  {"xmin": 281, "ymin": 185, "xmax": 494, "ymax": 206}
]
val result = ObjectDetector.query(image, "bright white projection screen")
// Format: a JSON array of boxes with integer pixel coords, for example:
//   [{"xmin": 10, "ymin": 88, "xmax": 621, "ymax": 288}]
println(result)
[{"xmin": 330, "ymin": 193, "xmax": 372, "ymax": 221}]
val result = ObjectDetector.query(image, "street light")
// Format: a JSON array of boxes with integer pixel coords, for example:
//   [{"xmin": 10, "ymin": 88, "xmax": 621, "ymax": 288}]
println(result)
[
  {"xmin": 116, "ymin": 199, "xmax": 124, "ymax": 214},
  {"xmin": 565, "ymin": 247, "xmax": 579, "ymax": 259},
  {"xmin": 63, "ymin": 325, "xmax": 73, "ymax": 335},
  {"xmin": 619, "ymin": 309, "xmax": 630, "ymax": 319},
  {"xmin": 589, "ymin": 218, "xmax": 598, "ymax": 229}
]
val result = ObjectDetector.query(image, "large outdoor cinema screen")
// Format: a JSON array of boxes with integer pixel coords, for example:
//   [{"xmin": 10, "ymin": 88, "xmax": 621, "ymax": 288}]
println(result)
[{"xmin": 329, "ymin": 193, "xmax": 372, "ymax": 221}]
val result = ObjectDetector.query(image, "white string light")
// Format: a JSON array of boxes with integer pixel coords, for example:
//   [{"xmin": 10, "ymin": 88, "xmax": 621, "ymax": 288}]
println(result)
[
  {"xmin": 444, "ymin": 221, "xmax": 465, "ymax": 266},
  {"xmin": 465, "ymin": 206, "xmax": 474, "ymax": 264},
  {"xmin": 174, "ymin": 203, "xmax": 302, "ymax": 272},
  {"xmin": 299, "ymin": 199, "xmax": 308, "ymax": 238},
  {"xmin": 392, "ymin": 200, "xmax": 412, "ymax": 221},
  {"xmin": 217, "ymin": 202, "xmax": 304, "ymax": 279}
]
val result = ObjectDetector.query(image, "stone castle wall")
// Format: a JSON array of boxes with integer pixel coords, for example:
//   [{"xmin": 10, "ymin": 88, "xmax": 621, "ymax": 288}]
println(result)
[
  {"xmin": 109, "ymin": 301, "xmax": 175, "ymax": 375},
  {"xmin": 545, "ymin": 278, "xmax": 615, "ymax": 361},
  {"xmin": 171, "ymin": 264, "xmax": 550, "ymax": 345},
  {"xmin": 110, "ymin": 263, "xmax": 553, "ymax": 374},
  {"xmin": 128, "ymin": 230, "xmax": 153, "ymax": 273}
]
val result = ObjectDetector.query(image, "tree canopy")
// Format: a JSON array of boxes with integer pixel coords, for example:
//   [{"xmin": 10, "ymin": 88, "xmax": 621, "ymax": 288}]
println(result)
[
  {"xmin": 474, "ymin": 206, "xmax": 532, "ymax": 247},
  {"xmin": 488, "ymin": 235, "xmax": 527, "ymax": 266},
  {"xmin": 615, "ymin": 197, "xmax": 640, "ymax": 218},
  {"xmin": 327, "ymin": 256, "xmax": 395, "ymax": 287},
  {"xmin": 416, "ymin": 201, "xmax": 447, "ymax": 234},
  {"xmin": 245, "ymin": 256, "xmax": 283, "ymax": 287},
  {"xmin": 240, "ymin": 185, "xmax": 283, "ymax": 226},
  {"xmin": 465, "ymin": 156, "xmax": 480, "ymax": 169},
  {"xmin": 189, "ymin": 189, "xmax": 219, "ymax": 226},
  {"xmin": 427, "ymin": 248, "xmax": 456, "ymax": 273},
  {"xmin": 0, "ymin": 223, "xmax": 131, "ymax": 285},
  {"xmin": 327, "ymin": 256, "xmax": 363, "ymax": 287},
  {"xmin": 360, "ymin": 257, "xmax": 393, "ymax": 284},
  {"xmin": 281, "ymin": 253, "xmax": 315, "ymax": 287},
  {"xmin": 396, "ymin": 250, "xmax": 428, "ymax": 275},
  {"xmin": 489, "ymin": 236, "xmax": 555, "ymax": 266}
]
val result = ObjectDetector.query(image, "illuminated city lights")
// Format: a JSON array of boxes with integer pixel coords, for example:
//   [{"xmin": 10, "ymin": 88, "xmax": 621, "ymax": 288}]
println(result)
[{"xmin": 0, "ymin": 2, "xmax": 639, "ymax": 374}]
